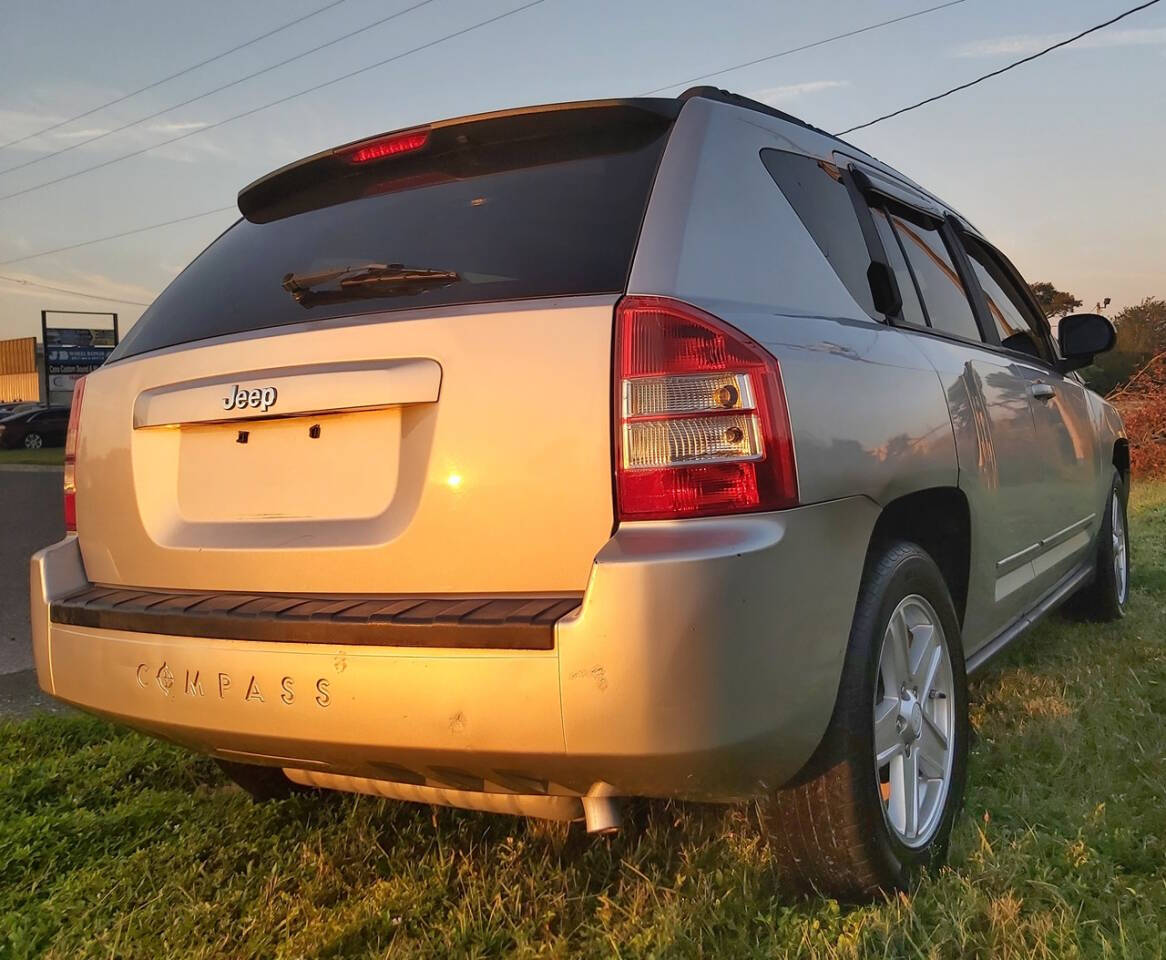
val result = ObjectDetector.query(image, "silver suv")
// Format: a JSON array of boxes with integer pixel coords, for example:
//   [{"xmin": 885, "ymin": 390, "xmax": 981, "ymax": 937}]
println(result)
[{"xmin": 31, "ymin": 88, "xmax": 1128, "ymax": 898}]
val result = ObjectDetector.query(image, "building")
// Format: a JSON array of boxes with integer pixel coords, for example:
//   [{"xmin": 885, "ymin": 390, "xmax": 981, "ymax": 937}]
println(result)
[{"xmin": 0, "ymin": 337, "xmax": 40, "ymax": 404}]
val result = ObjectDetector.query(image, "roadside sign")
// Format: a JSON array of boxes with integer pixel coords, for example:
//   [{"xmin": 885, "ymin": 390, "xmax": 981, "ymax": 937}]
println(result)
[
  {"xmin": 44, "ymin": 327, "xmax": 117, "ymax": 348},
  {"xmin": 46, "ymin": 345, "xmax": 114, "ymax": 392},
  {"xmin": 41, "ymin": 310, "xmax": 119, "ymax": 405}
]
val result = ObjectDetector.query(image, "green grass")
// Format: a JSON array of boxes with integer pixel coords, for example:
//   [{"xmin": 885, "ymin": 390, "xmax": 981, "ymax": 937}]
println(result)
[
  {"xmin": 3, "ymin": 492, "xmax": 1165, "ymax": 959},
  {"xmin": 0, "ymin": 446, "xmax": 63, "ymax": 466}
]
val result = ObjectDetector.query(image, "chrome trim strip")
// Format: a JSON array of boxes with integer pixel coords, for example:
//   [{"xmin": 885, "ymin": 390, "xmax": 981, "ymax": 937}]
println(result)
[
  {"xmin": 997, "ymin": 514, "xmax": 1096, "ymax": 574},
  {"xmin": 1039, "ymin": 513, "xmax": 1095, "ymax": 550},
  {"xmin": 996, "ymin": 541, "xmax": 1041, "ymax": 573},
  {"xmin": 967, "ymin": 561, "xmax": 1093, "ymax": 674}
]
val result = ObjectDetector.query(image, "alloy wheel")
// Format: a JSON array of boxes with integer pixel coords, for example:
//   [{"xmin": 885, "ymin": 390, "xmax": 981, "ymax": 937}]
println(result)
[
  {"xmin": 873, "ymin": 594, "xmax": 955, "ymax": 848},
  {"xmin": 1113, "ymin": 495, "xmax": 1128, "ymax": 606}
]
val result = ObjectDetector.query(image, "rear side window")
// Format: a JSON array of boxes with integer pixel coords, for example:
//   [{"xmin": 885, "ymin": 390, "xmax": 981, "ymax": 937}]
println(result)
[
  {"xmin": 963, "ymin": 239, "xmax": 1050, "ymax": 361},
  {"xmin": 888, "ymin": 214, "xmax": 983, "ymax": 342},
  {"xmin": 761, "ymin": 150, "xmax": 878, "ymax": 319},
  {"xmin": 113, "ymin": 110, "xmax": 673, "ymax": 360}
]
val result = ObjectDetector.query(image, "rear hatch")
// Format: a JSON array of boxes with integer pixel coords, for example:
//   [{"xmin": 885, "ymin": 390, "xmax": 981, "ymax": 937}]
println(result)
[{"xmin": 75, "ymin": 101, "xmax": 677, "ymax": 594}]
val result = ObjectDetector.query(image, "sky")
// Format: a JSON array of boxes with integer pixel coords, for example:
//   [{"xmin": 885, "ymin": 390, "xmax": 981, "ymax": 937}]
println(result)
[{"xmin": 0, "ymin": 0, "xmax": 1163, "ymax": 343}]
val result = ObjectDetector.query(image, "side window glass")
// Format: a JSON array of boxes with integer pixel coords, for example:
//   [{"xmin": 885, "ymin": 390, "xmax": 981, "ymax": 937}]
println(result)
[
  {"xmin": 964, "ymin": 242, "xmax": 1050, "ymax": 362},
  {"xmin": 870, "ymin": 208, "xmax": 928, "ymax": 329},
  {"xmin": 889, "ymin": 214, "xmax": 984, "ymax": 342},
  {"xmin": 761, "ymin": 149, "xmax": 878, "ymax": 319}
]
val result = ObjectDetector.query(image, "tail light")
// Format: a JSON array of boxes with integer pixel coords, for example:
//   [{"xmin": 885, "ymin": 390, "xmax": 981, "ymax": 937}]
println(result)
[
  {"xmin": 614, "ymin": 296, "xmax": 797, "ymax": 521},
  {"xmin": 63, "ymin": 376, "xmax": 86, "ymax": 532}
]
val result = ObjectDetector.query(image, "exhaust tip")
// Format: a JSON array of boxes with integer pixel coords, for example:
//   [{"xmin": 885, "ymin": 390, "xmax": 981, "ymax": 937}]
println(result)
[{"xmin": 581, "ymin": 794, "xmax": 622, "ymax": 834}]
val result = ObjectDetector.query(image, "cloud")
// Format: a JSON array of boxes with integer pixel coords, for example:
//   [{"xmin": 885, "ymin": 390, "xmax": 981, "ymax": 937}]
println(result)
[
  {"xmin": 147, "ymin": 121, "xmax": 209, "ymax": 134},
  {"xmin": 53, "ymin": 128, "xmax": 110, "ymax": 139},
  {"xmin": 0, "ymin": 106, "xmax": 225, "ymax": 164},
  {"xmin": 955, "ymin": 26, "xmax": 1166, "ymax": 58},
  {"xmin": 748, "ymin": 80, "xmax": 850, "ymax": 106}
]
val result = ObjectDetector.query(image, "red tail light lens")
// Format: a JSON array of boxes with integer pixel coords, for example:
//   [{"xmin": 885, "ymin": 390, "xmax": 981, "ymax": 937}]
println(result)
[
  {"xmin": 342, "ymin": 128, "xmax": 429, "ymax": 165},
  {"xmin": 614, "ymin": 297, "xmax": 797, "ymax": 520},
  {"xmin": 63, "ymin": 376, "xmax": 86, "ymax": 532}
]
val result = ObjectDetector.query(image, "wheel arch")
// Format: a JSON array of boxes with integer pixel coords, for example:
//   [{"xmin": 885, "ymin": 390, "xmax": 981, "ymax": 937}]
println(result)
[
  {"xmin": 1113, "ymin": 438, "xmax": 1130, "ymax": 490},
  {"xmin": 865, "ymin": 487, "xmax": 971, "ymax": 627}
]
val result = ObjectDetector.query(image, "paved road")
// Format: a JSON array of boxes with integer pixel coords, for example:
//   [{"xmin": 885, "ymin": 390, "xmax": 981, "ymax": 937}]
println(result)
[{"xmin": 0, "ymin": 467, "xmax": 67, "ymax": 715}]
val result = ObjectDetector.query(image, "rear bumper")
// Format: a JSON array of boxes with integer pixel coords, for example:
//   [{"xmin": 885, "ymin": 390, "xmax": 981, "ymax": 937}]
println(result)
[{"xmin": 31, "ymin": 495, "xmax": 878, "ymax": 802}]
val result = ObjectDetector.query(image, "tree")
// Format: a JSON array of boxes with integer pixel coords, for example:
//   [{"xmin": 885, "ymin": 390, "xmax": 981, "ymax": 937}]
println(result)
[
  {"xmin": 1085, "ymin": 297, "xmax": 1166, "ymax": 395},
  {"xmin": 1029, "ymin": 281, "xmax": 1082, "ymax": 319},
  {"xmin": 1111, "ymin": 297, "xmax": 1166, "ymax": 354}
]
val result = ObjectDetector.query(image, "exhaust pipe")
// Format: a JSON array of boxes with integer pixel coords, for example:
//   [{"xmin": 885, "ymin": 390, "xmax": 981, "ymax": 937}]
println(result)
[{"xmin": 582, "ymin": 784, "xmax": 622, "ymax": 834}]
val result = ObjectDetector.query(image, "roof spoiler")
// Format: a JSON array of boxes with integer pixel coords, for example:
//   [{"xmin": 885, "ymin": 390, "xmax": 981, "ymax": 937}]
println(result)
[{"xmin": 237, "ymin": 98, "xmax": 681, "ymax": 223}]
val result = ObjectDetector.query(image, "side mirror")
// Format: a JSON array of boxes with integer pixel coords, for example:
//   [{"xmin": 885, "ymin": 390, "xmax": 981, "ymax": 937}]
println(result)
[{"xmin": 1058, "ymin": 313, "xmax": 1116, "ymax": 372}]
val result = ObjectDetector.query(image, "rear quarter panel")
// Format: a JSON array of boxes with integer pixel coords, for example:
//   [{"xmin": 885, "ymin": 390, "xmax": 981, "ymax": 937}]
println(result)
[
  {"xmin": 623, "ymin": 98, "xmax": 964, "ymax": 753},
  {"xmin": 629, "ymin": 97, "xmax": 959, "ymax": 511}
]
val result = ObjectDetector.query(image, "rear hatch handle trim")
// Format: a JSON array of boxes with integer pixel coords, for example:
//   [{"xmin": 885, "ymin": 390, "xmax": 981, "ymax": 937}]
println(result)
[{"xmin": 132, "ymin": 358, "xmax": 441, "ymax": 428}]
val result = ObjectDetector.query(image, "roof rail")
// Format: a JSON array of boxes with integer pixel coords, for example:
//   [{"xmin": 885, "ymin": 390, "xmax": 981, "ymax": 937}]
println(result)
[{"xmin": 677, "ymin": 85, "xmax": 869, "ymax": 155}]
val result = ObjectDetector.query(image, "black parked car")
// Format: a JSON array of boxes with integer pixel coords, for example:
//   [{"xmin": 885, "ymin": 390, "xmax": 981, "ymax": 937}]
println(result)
[
  {"xmin": 0, "ymin": 405, "xmax": 70, "ymax": 449},
  {"xmin": 0, "ymin": 402, "xmax": 39, "ymax": 417}
]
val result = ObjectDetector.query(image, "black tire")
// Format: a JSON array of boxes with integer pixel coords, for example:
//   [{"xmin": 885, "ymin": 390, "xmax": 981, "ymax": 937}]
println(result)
[
  {"xmin": 215, "ymin": 759, "xmax": 303, "ymax": 802},
  {"xmin": 765, "ymin": 540, "xmax": 970, "ymax": 900},
  {"xmin": 1067, "ymin": 469, "xmax": 1129, "ymax": 621},
  {"xmin": 23, "ymin": 432, "xmax": 43, "ymax": 449}
]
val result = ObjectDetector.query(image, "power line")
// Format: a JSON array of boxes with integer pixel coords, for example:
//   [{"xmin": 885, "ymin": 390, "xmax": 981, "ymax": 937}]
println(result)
[
  {"xmin": 0, "ymin": 0, "xmax": 438, "ymax": 177},
  {"xmin": 0, "ymin": 0, "xmax": 966, "ymax": 263},
  {"xmin": 837, "ymin": 0, "xmax": 1162, "ymax": 135},
  {"xmin": 0, "ymin": 206, "xmax": 236, "ymax": 267},
  {"xmin": 0, "ymin": 0, "xmax": 545, "ymax": 205},
  {"xmin": 0, "ymin": 0, "xmax": 983, "ymax": 263},
  {"xmin": 638, "ymin": 0, "xmax": 970, "ymax": 96},
  {"xmin": 0, "ymin": 0, "xmax": 350, "ymax": 154},
  {"xmin": 0, "ymin": 274, "xmax": 153, "ymax": 306}
]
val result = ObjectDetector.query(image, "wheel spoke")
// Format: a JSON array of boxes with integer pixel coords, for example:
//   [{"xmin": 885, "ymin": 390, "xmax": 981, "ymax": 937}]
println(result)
[
  {"xmin": 908, "ymin": 623, "xmax": 936, "ymax": 685},
  {"xmin": 916, "ymin": 637, "xmax": 943, "ymax": 702},
  {"xmin": 918, "ymin": 712, "xmax": 948, "ymax": 776},
  {"xmin": 895, "ymin": 749, "xmax": 919, "ymax": 838},
  {"xmin": 917, "ymin": 721, "xmax": 947, "ymax": 781},
  {"xmin": 874, "ymin": 698, "xmax": 902, "ymax": 766},
  {"xmin": 882, "ymin": 610, "xmax": 910, "ymax": 690}
]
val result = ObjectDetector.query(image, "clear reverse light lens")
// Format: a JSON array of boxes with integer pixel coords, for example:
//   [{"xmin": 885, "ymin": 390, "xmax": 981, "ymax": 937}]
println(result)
[
  {"xmin": 623, "ymin": 373, "xmax": 754, "ymax": 418},
  {"xmin": 623, "ymin": 413, "xmax": 762, "ymax": 469}
]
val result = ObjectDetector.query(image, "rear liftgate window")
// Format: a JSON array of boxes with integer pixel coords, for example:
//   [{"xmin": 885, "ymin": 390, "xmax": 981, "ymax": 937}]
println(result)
[{"xmin": 113, "ymin": 107, "xmax": 675, "ymax": 360}]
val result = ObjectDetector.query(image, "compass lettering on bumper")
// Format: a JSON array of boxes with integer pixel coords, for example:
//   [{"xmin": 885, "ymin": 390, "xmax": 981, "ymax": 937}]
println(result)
[{"xmin": 136, "ymin": 661, "xmax": 331, "ymax": 707}]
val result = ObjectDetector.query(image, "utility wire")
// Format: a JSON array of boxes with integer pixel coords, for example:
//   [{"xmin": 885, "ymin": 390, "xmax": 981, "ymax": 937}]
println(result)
[
  {"xmin": 0, "ymin": 274, "xmax": 153, "ymax": 306},
  {"xmin": 0, "ymin": 0, "xmax": 970, "ymax": 261},
  {"xmin": 0, "ymin": 0, "xmax": 545, "ymax": 205},
  {"xmin": 0, "ymin": 206, "xmax": 236, "ymax": 267},
  {"xmin": 0, "ymin": 0, "xmax": 350, "ymax": 154},
  {"xmin": 0, "ymin": 0, "xmax": 438, "ymax": 177},
  {"xmin": 838, "ymin": 0, "xmax": 1162, "ymax": 135},
  {"xmin": 0, "ymin": 0, "xmax": 995, "ymax": 263},
  {"xmin": 639, "ymin": 0, "xmax": 970, "ymax": 96}
]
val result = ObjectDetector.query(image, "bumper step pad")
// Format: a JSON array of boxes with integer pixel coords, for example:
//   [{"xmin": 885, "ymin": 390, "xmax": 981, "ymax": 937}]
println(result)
[{"xmin": 51, "ymin": 585, "xmax": 580, "ymax": 650}]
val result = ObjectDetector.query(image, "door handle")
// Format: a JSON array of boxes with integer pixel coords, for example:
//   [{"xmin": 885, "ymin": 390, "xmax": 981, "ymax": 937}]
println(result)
[{"xmin": 1030, "ymin": 383, "xmax": 1056, "ymax": 401}]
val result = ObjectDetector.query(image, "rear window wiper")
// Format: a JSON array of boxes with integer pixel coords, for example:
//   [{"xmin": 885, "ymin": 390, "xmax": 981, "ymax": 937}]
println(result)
[{"xmin": 281, "ymin": 262, "xmax": 460, "ymax": 308}]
